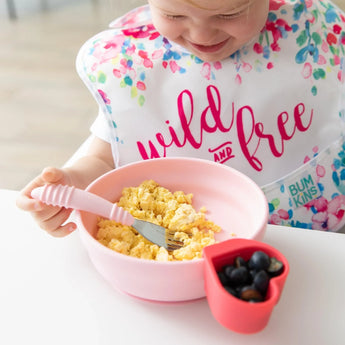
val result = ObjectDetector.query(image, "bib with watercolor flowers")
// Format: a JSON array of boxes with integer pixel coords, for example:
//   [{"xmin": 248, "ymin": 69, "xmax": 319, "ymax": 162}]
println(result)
[{"xmin": 77, "ymin": 0, "xmax": 345, "ymax": 231}]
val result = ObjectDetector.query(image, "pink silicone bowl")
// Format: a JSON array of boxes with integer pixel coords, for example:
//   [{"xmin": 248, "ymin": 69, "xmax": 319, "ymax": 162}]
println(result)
[{"xmin": 76, "ymin": 157, "xmax": 269, "ymax": 302}]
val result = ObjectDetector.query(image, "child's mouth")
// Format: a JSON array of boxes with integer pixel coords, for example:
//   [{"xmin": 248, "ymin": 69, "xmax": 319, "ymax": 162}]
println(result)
[{"xmin": 189, "ymin": 39, "xmax": 229, "ymax": 53}]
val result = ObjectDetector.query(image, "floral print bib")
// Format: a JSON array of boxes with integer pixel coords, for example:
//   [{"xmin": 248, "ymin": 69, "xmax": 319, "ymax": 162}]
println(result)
[{"xmin": 77, "ymin": 0, "xmax": 345, "ymax": 231}]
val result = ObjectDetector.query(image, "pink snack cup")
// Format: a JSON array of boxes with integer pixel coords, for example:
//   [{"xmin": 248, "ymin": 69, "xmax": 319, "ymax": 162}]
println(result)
[{"xmin": 203, "ymin": 238, "xmax": 289, "ymax": 334}]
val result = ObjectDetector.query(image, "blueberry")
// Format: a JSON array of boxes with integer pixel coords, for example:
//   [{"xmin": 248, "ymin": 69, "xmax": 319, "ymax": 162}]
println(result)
[
  {"xmin": 267, "ymin": 257, "xmax": 284, "ymax": 277},
  {"xmin": 240, "ymin": 285, "xmax": 264, "ymax": 302},
  {"xmin": 217, "ymin": 271, "xmax": 230, "ymax": 286},
  {"xmin": 248, "ymin": 251, "xmax": 270, "ymax": 271},
  {"xmin": 234, "ymin": 256, "xmax": 247, "ymax": 268},
  {"xmin": 229, "ymin": 266, "xmax": 249, "ymax": 286},
  {"xmin": 249, "ymin": 269, "xmax": 257, "ymax": 282},
  {"xmin": 223, "ymin": 264, "xmax": 235, "ymax": 280},
  {"xmin": 223, "ymin": 285, "xmax": 238, "ymax": 298},
  {"xmin": 216, "ymin": 250, "xmax": 284, "ymax": 303},
  {"xmin": 253, "ymin": 270, "xmax": 270, "ymax": 295}
]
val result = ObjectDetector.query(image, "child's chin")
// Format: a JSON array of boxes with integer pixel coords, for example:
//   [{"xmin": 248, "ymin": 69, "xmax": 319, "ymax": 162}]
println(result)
[{"xmin": 192, "ymin": 51, "xmax": 230, "ymax": 63}]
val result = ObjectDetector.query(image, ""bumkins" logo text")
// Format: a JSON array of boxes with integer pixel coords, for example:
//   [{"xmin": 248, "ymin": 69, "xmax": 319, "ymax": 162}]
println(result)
[{"xmin": 287, "ymin": 174, "xmax": 321, "ymax": 208}]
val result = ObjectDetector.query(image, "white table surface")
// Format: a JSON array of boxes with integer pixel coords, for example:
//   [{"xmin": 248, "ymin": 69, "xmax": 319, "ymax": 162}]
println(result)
[{"xmin": 1, "ymin": 189, "xmax": 345, "ymax": 345}]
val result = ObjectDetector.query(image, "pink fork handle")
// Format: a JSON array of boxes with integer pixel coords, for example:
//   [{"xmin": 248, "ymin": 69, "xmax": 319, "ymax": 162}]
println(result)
[{"xmin": 31, "ymin": 184, "xmax": 135, "ymax": 226}]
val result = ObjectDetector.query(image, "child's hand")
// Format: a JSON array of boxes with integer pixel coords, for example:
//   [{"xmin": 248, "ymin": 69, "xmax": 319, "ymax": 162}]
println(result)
[{"xmin": 16, "ymin": 167, "xmax": 76, "ymax": 237}]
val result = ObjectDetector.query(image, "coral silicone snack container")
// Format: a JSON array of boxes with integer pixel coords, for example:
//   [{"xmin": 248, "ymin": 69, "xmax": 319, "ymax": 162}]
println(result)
[{"xmin": 203, "ymin": 238, "xmax": 289, "ymax": 334}]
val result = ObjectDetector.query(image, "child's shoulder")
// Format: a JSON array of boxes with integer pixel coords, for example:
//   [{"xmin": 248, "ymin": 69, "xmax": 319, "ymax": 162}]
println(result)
[
  {"xmin": 76, "ymin": 4, "xmax": 159, "ymax": 63},
  {"xmin": 108, "ymin": 4, "xmax": 152, "ymax": 30}
]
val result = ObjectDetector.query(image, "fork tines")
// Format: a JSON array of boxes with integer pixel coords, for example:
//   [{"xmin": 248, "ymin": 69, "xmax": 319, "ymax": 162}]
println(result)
[{"xmin": 165, "ymin": 231, "xmax": 184, "ymax": 251}]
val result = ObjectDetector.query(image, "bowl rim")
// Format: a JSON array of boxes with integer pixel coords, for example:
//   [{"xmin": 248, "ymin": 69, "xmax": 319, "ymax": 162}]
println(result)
[{"xmin": 77, "ymin": 157, "xmax": 269, "ymax": 265}]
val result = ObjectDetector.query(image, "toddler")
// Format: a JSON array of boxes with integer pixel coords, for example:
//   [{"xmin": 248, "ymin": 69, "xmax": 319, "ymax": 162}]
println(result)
[{"xmin": 16, "ymin": 0, "xmax": 345, "ymax": 235}]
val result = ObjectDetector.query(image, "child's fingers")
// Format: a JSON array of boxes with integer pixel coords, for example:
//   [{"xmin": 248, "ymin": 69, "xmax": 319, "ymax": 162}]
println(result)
[
  {"xmin": 41, "ymin": 167, "xmax": 66, "ymax": 184},
  {"xmin": 16, "ymin": 167, "xmax": 69, "ymax": 212},
  {"xmin": 16, "ymin": 192, "xmax": 43, "ymax": 212},
  {"xmin": 49, "ymin": 222, "xmax": 77, "ymax": 237},
  {"xmin": 17, "ymin": 193, "xmax": 75, "ymax": 237},
  {"xmin": 34, "ymin": 207, "xmax": 75, "ymax": 237},
  {"xmin": 16, "ymin": 166, "xmax": 76, "ymax": 237}
]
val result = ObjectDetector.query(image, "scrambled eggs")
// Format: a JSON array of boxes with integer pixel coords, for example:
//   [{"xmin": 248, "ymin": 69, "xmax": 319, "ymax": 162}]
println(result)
[{"xmin": 96, "ymin": 180, "xmax": 222, "ymax": 261}]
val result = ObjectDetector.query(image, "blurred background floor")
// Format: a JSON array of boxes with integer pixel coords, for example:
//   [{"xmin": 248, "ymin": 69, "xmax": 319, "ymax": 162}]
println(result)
[
  {"xmin": 1, "ymin": 0, "xmax": 345, "ymax": 190},
  {"xmin": 0, "ymin": 0, "xmax": 143, "ymax": 190}
]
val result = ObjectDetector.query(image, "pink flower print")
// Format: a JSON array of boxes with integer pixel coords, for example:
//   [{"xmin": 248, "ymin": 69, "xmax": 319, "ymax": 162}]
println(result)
[
  {"xmin": 96, "ymin": 36, "xmax": 126, "ymax": 65},
  {"xmin": 126, "ymin": 44, "xmax": 136, "ymax": 56},
  {"xmin": 304, "ymin": 155, "xmax": 311, "ymax": 164},
  {"xmin": 143, "ymin": 59, "xmax": 153, "ymax": 68},
  {"xmin": 120, "ymin": 58, "xmax": 128, "ymax": 68},
  {"xmin": 304, "ymin": 0, "xmax": 313, "ymax": 8},
  {"xmin": 302, "ymin": 62, "xmax": 313, "ymax": 79},
  {"xmin": 266, "ymin": 19, "xmax": 292, "ymax": 51},
  {"xmin": 98, "ymin": 89, "xmax": 111, "ymax": 105},
  {"xmin": 213, "ymin": 61, "xmax": 222, "ymax": 70},
  {"xmin": 317, "ymin": 55, "xmax": 326, "ymax": 65},
  {"xmin": 269, "ymin": 213, "xmax": 283, "ymax": 225},
  {"xmin": 327, "ymin": 213, "xmax": 342, "ymax": 230},
  {"xmin": 242, "ymin": 61, "xmax": 252, "ymax": 73},
  {"xmin": 104, "ymin": 42, "xmax": 117, "ymax": 49},
  {"xmin": 136, "ymin": 81, "xmax": 146, "ymax": 90},
  {"xmin": 321, "ymin": 40, "xmax": 329, "ymax": 53},
  {"xmin": 316, "ymin": 164, "xmax": 326, "ymax": 178},
  {"xmin": 313, "ymin": 197, "xmax": 328, "ymax": 212},
  {"xmin": 327, "ymin": 32, "xmax": 337, "ymax": 45},
  {"xmin": 201, "ymin": 63, "xmax": 211, "ymax": 80},
  {"xmin": 152, "ymin": 49, "xmax": 163, "ymax": 59},
  {"xmin": 277, "ymin": 209, "xmax": 289, "ymax": 220},
  {"xmin": 270, "ymin": 41, "xmax": 280, "ymax": 52},
  {"xmin": 113, "ymin": 69, "xmax": 121, "ymax": 78},
  {"xmin": 253, "ymin": 43, "xmax": 263, "ymax": 54},
  {"xmin": 123, "ymin": 24, "xmax": 156, "ymax": 39},
  {"xmin": 328, "ymin": 195, "xmax": 344, "ymax": 213},
  {"xmin": 311, "ymin": 211, "xmax": 328, "ymax": 224},
  {"xmin": 333, "ymin": 24, "xmax": 342, "ymax": 35},
  {"xmin": 235, "ymin": 74, "xmax": 242, "ymax": 85},
  {"xmin": 305, "ymin": 196, "xmax": 328, "ymax": 212},
  {"xmin": 333, "ymin": 55, "xmax": 341, "ymax": 66},
  {"xmin": 324, "ymin": 195, "xmax": 345, "ymax": 229},
  {"xmin": 149, "ymin": 31, "xmax": 160, "ymax": 40},
  {"xmin": 269, "ymin": 0, "xmax": 285, "ymax": 11},
  {"xmin": 138, "ymin": 50, "xmax": 153, "ymax": 68},
  {"xmin": 169, "ymin": 60, "xmax": 180, "ymax": 73}
]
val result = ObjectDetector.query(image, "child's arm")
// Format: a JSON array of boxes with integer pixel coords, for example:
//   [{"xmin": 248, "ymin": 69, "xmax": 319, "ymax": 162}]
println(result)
[{"xmin": 16, "ymin": 137, "xmax": 114, "ymax": 237}]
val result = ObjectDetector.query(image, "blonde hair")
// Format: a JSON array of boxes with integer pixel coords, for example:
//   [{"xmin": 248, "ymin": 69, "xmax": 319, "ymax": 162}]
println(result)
[
  {"xmin": 180, "ymin": 0, "xmax": 207, "ymax": 8},
  {"xmin": 176, "ymin": 0, "xmax": 251, "ymax": 12},
  {"xmin": 176, "ymin": 0, "xmax": 221, "ymax": 10}
]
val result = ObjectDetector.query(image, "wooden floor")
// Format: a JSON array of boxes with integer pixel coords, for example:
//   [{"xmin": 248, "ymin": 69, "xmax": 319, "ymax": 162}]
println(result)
[{"xmin": 1, "ymin": 0, "xmax": 345, "ymax": 190}]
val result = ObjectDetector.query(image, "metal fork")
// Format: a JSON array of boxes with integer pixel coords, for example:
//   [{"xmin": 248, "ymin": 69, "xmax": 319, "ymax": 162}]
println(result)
[{"xmin": 31, "ymin": 184, "xmax": 184, "ymax": 251}]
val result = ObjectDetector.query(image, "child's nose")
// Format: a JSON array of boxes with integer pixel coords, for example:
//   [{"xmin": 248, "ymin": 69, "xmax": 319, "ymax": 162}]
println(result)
[{"xmin": 187, "ymin": 22, "xmax": 219, "ymax": 44}]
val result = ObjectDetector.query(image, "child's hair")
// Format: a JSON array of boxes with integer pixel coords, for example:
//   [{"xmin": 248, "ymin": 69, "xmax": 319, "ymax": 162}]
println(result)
[
  {"xmin": 175, "ymin": 0, "xmax": 224, "ymax": 10},
  {"xmin": 175, "ymin": 0, "xmax": 251, "ymax": 17}
]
